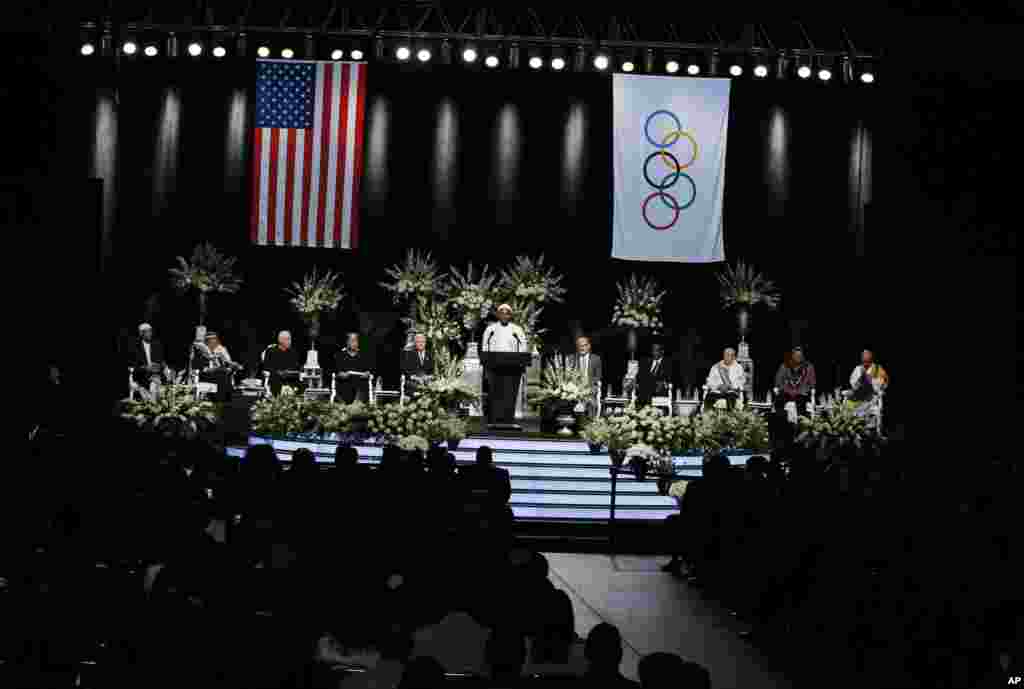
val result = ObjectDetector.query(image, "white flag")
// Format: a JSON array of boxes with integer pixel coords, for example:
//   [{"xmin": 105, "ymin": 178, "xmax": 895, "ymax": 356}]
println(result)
[{"xmin": 612, "ymin": 75, "xmax": 730, "ymax": 262}]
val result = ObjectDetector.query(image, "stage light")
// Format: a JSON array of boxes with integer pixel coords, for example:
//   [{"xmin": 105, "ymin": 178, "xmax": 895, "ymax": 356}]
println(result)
[
  {"xmin": 729, "ymin": 64, "xmax": 743, "ymax": 76},
  {"xmin": 331, "ymin": 48, "xmax": 343, "ymax": 60},
  {"xmin": 818, "ymin": 67, "xmax": 832, "ymax": 81},
  {"xmin": 281, "ymin": 48, "xmax": 294, "ymax": 59},
  {"xmin": 551, "ymin": 56, "xmax": 565, "ymax": 70},
  {"xmin": 213, "ymin": 45, "xmax": 226, "ymax": 58},
  {"xmin": 621, "ymin": 60, "xmax": 635, "ymax": 72},
  {"xmin": 594, "ymin": 54, "xmax": 609, "ymax": 70},
  {"xmin": 257, "ymin": 45, "xmax": 270, "ymax": 58},
  {"xmin": 122, "ymin": 40, "xmax": 137, "ymax": 55},
  {"xmin": 417, "ymin": 48, "xmax": 431, "ymax": 62},
  {"xmin": 187, "ymin": 42, "xmax": 202, "ymax": 56},
  {"xmin": 687, "ymin": 63, "xmax": 700, "ymax": 75},
  {"xmin": 753, "ymin": 62, "xmax": 768, "ymax": 77},
  {"xmin": 797, "ymin": 64, "xmax": 811, "ymax": 79},
  {"xmin": 144, "ymin": 44, "xmax": 159, "ymax": 57},
  {"xmin": 396, "ymin": 45, "xmax": 411, "ymax": 60},
  {"xmin": 485, "ymin": 54, "xmax": 499, "ymax": 68},
  {"xmin": 860, "ymin": 71, "xmax": 874, "ymax": 83},
  {"xmin": 665, "ymin": 60, "xmax": 679, "ymax": 74},
  {"xmin": 350, "ymin": 48, "xmax": 364, "ymax": 60},
  {"xmin": 81, "ymin": 42, "xmax": 95, "ymax": 56},
  {"xmin": 462, "ymin": 47, "xmax": 477, "ymax": 62},
  {"xmin": 529, "ymin": 56, "xmax": 543, "ymax": 69}
]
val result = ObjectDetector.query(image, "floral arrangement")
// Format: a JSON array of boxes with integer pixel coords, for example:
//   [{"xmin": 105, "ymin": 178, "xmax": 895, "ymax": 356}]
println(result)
[
  {"xmin": 380, "ymin": 249, "xmax": 439, "ymax": 304},
  {"xmin": 446, "ymin": 262, "xmax": 497, "ymax": 333},
  {"xmin": 580, "ymin": 418, "xmax": 610, "ymax": 447},
  {"xmin": 497, "ymin": 254, "xmax": 567, "ymax": 306},
  {"xmin": 694, "ymin": 408, "xmax": 771, "ymax": 455},
  {"xmin": 668, "ymin": 480, "xmax": 690, "ymax": 502},
  {"xmin": 530, "ymin": 354, "xmax": 593, "ymax": 406},
  {"xmin": 397, "ymin": 435, "xmax": 430, "ymax": 452},
  {"xmin": 795, "ymin": 393, "xmax": 886, "ymax": 454},
  {"xmin": 437, "ymin": 415, "xmax": 467, "ymax": 441},
  {"xmin": 418, "ymin": 358, "xmax": 480, "ymax": 409},
  {"xmin": 611, "ymin": 274, "xmax": 666, "ymax": 331},
  {"xmin": 285, "ymin": 268, "xmax": 345, "ymax": 316},
  {"xmin": 582, "ymin": 415, "xmax": 636, "ymax": 452},
  {"xmin": 318, "ymin": 401, "xmax": 370, "ymax": 434},
  {"xmin": 251, "ymin": 396, "xmax": 369, "ymax": 437},
  {"xmin": 120, "ymin": 384, "xmax": 219, "ymax": 438},
  {"xmin": 626, "ymin": 443, "xmax": 659, "ymax": 461},
  {"xmin": 402, "ymin": 295, "xmax": 461, "ymax": 346},
  {"xmin": 715, "ymin": 261, "xmax": 781, "ymax": 310},
  {"xmin": 497, "ymin": 297, "xmax": 547, "ymax": 349},
  {"xmin": 168, "ymin": 242, "xmax": 243, "ymax": 325},
  {"xmin": 367, "ymin": 397, "xmax": 445, "ymax": 444}
]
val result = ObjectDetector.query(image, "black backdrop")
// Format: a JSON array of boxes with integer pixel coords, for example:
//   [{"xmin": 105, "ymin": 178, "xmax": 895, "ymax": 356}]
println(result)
[{"xmin": 69, "ymin": 58, "xmax": 910, "ymax": 412}]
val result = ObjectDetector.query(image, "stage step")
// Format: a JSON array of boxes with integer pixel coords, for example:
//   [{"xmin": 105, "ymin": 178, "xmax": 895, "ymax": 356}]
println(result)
[{"xmin": 232, "ymin": 435, "xmax": 766, "ymax": 524}]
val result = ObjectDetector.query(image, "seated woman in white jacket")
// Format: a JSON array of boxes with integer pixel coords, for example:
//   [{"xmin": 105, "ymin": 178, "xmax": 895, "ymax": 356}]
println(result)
[{"xmin": 703, "ymin": 347, "xmax": 746, "ymax": 411}]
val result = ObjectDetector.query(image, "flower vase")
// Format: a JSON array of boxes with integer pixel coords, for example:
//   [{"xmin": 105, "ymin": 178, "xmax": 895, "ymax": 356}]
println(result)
[
  {"xmin": 588, "ymin": 443, "xmax": 603, "ymax": 455},
  {"xmin": 656, "ymin": 476, "xmax": 672, "ymax": 496},
  {"xmin": 736, "ymin": 305, "xmax": 750, "ymax": 343}
]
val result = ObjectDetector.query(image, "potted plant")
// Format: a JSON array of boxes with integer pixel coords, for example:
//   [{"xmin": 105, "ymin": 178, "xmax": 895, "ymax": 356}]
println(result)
[
  {"xmin": 668, "ymin": 479, "xmax": 690, "ymax": 505},
  {"xmin": 168, "ymin": 242, "xmax": 243, "ymax": 330},
  {"xmin": 580, "ymin": 418, "xmax": 609, "ymax": 454},
  {"xmin": 529, "ymin": 354, "xmax": 592, "ymax": 435},
  {"xmin": 439, "ymin": 415, "xmax": 467, "ymax": 450},
  {"xmin": 611, "ymin": 274, "xmax": 666, "ymax": 358},
  {"xmin": 795, "ymin": 393, "xmax": 886, "ymax": 464},
  {"xmin": 285, "ymin": 268, "xmax": 345, "ymax": 352},
  {"xmin": 715, "ymin": 261, "xmax": 781, "ymax": 343},
  {"xmin": 120, "ymin": 383, "xmax": 220, "ymax": 440},
  {"xmin": 600, "ymin": 414, "xmax": 637, "ymax": 471},
  {"xmin": 625, "ymin": 443, "xmax": 659, "ymax": 481}
]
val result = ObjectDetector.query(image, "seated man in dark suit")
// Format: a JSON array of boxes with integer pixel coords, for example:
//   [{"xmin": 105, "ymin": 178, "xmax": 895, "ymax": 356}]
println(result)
[
  {"xmin": 128, "ymin": 323, "xmax": 170, "ymax": 391},
  {"xmin": 636, "ymin": 342, "xmax": 672, "ymax": 407},
  {"xmin": 400, "ymin": 333, "xmax": 434, "ymax": 396},
  {"xmin": 334, "ymin": 333, "xmax": 371, "ymax": 403},
  {"xmin": 262, "ymin": 330, "xmax": 300, "ymax": 396}
]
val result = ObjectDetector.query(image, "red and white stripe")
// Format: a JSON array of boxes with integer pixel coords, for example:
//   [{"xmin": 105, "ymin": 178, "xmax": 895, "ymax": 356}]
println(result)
[{"xmin": 251, "ymin": 61, "xmax": 366, "ymax": 248}]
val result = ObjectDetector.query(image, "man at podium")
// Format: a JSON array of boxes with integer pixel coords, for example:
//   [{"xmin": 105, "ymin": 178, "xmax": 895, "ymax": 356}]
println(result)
[{"xmin": 481, "ymin": 304, "xmax": 528, "ymax": 427}]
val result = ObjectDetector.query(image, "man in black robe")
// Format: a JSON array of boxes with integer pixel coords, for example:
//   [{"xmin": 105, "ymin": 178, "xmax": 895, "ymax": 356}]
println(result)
[
  {"xmin": 263, "ymin": 330, "xmax": 300, "ymax": 396},
  {"xmin": 334, "ymin": 333, "xmax": 372, "ymax": 403},
  {"xmin": 636, "ymin": 342, "xmax": 672, "ymax": 407}
]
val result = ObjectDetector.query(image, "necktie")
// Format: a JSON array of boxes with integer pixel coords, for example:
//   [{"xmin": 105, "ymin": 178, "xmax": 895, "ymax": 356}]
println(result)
[
  {"xmin": 419, "ymin": 352, "xmax": 424, "ymax": 366},
  {"xmin": 651, "ymin": 359, "xmax": 658, "ymax": 373}
]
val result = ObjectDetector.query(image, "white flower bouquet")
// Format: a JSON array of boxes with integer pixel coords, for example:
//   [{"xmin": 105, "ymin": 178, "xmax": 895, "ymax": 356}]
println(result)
[
  {"xmin": 380, "ymin": 249, "xmax": 439, "ymax": 304},
  {"xmin": 695, "ymin": 408, "xmax": 771, "ymax": 455},
  {"xmin": 611, "ymin": 274, "xmax": 666, "ymax": 331},
  {"xmin": 367, "ymin": 397, "xmax": 446, "ymax": 444},
  {"xmin": 285, "ymin": 268, "xmax": 345, "ymax": 316},
  {"xmin": 120, "ymin": 384, "xmax": 219, "ymax": 438},
  {"xmin": 446, "ymin": 262, "xmax": 497, "ymax": 333},
  {"xmin": 715, "ymin": 261, "xmax": 781, "ymax": 310},
  {"xmin": 318, "ymin": 401, "xmax": 371, "ymax": 434},
  {"xmin": 795, "ymin": 393, "xmax": 886, "ymax": 455},
  {"xmin": 397, "ymin": 435, "xmax": 429, "ymax": 452},
  {"xmin": 402, "ymin": 295, "xmax": 461, "ymax": 346},
  {"xmin": 530, "ymin": 355, "xmax": 592, "ymax": 406},
  {"xmin": 498, "ymin": 254, "xmax": 567, "ymax": 306},
  {"xmin": 668, "ymin": 480, "xmax": 690, "ymax": 504},
  {"xmin": 251, "ymin": 393, "xmax": 313, "ymax": 436}
]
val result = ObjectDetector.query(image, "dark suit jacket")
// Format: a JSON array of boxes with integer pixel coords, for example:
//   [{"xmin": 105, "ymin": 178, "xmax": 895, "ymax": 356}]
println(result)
[
  {"xmin": 458, "ymin": 463, "xmax": 512, "ymax": 507},
  {"xmin": 128, "ymin": 338, "xmax": 166, "ymax": 370},
  {"xmin": 636, "ymin": 356, "xmax": 672, "ymax": 405},
  {"xmin": 401, "ymin": 350, "xmax": 434, "ymax": 378},
  {"xmin": 570, "ymin": 352, "xmax": 603, "ymax": 386}
]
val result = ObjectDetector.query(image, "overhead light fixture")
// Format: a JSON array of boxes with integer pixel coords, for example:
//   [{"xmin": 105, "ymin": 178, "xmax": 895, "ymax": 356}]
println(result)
[
  {"xmin": 257, "ymin": 45, "xmax": 270, "ymax": 58},
  {"xmin": 754, "ymin": 63, "xmax": 768, "ymax": 78},
  {"xmin": 462, "ymin": 47, "xmax": 477, "ymax": 63},
  {"xmin": 144, "ymin": 44, "xmax": 159, "ymax": 57},
  {"xmin": 417, "ymin": 47, "xmax": 431, "ymax": 62},
  {"xmin": 593, "ymin": 53, "xmax": 610, "ymax": 71},
  {"xmin": 729, "ymin": 63, "xmax": 743, "ymax": 77},
  {"xmin": 396, "ymin": 45, "xmax": 411, "ymax": 60},
  {"xmin": 666, "ymin": 59, "xmax": 680, "ymax": 74},
  {"xmin": 213, "ymin": 45, "xmax": 226, "ymax": 58},
  {"xmin": 860, "ymin": 70, "xmax": 874, "ymax": 83},
  {"xmin": 529, "ymin": 55, "xmax": 543, "ymax": 69},
  {"xmin": 187, "ymin": 42, "xmax": 202, "ymax": 57},
  {"xmin": 331, "ymin": 48, "xmax": 344, "ymax": 60},
  {"xmin": 281, "ymin": 47, "xmax": 294, "ymax": 59},
  {"xmin": 797, "ymin": 64, "xmax": 811, "ymax": 79},
  {"xmin": 350, "ymin": 45, "xmax": 365, "ymax": 60},
  {"xmin": 122, "ymin": 40, "xmax": 137, "ymax": 55},
  {"xmin": 687, "ymin": 62, "xmax": 700, "ymax": 76},
  {"xmin": 621, "ymin": 59, "xmax": 635, "ymax": 73},
  {"xmin": 485, "ymin": 54, "xmax": 500, "ymax": 68},
  {"xmin": 81, "ymin": 42, "xmax": 95, "ymax": 56},
  {"xmin": 551, "ymin": 56, "xmax": 565, "ymax": 70}
]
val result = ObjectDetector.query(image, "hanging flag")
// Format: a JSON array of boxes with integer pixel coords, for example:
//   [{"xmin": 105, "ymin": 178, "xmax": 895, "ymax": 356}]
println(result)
[
  {"xmin": 251, "ymin": 60, "xmax": 367, "ymax": 249},
  {"xmin": 612, "ymin": 75, "xmax": 730, "ymax": 262}
]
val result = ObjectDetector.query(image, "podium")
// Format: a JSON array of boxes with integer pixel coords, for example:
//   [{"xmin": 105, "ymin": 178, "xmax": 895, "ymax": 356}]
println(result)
[{"xmin": 481, "ymin": 352, "xmax": 532, "ymax": 430}]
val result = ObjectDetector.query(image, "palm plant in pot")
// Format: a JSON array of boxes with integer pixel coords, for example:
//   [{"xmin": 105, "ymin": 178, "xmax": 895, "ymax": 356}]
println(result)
[
  {"xmin": 168, "ymin": 243, "xmax": 243, "ymax": 330},
  {"xmin": 715, "ymin": 261, "xmax": 781, "ymax": 343}
]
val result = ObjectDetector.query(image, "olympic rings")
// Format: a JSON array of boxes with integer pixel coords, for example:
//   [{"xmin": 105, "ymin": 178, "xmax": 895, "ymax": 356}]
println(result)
[{"xmin": 640, "ymin": 109, "xmax": 699, "ymax": 231}]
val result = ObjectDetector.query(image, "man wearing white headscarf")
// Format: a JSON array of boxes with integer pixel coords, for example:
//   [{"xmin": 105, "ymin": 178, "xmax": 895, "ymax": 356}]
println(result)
[{"xmin": 482, "ymin": 305, "xmax": 528, "ymax": 425}]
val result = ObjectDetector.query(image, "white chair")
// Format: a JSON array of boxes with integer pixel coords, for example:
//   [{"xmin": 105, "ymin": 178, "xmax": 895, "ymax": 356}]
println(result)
[
  {"xmin": 702, "ymin": 385, "xmax": 746, "ymax": 410},
  {"xmin": 599, "ymin": 380, "xmax": 634, "ymax": 416},
  {"xmin": 128, "ymin": 367, "xmax": 138, "ymax": 401},
  {"xmin": 372, "ymin": 374, "xmax": 405, "ymax": 406},
  {"xmin": 191, "ymin": 370, "xmax": 218, "ymax": 401},
  {"xmin": 330, "ymin": 372, "xmax": 375, "ymax": 404},
  {"xmin": 770, "ymin": 387, "xmax": 817, "ymax": 423},
  {"xmin": 842, "ymin": 386, "xmax": 885, "ymax": 430},
  {"xmin": 651, "ymin": 382, "xmax": 674, "ymax": 416}
]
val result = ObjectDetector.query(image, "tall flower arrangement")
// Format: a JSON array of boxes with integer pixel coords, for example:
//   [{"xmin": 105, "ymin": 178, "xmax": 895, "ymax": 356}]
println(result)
[
  {"xmin": 529, "ymin": 354, "xmax": 592, "ymax": 406},
  {"xmin": 402, "ymin": 295, "xmax": 461, "ymax": 347},
  {"xmin": 419, "ymin": 355, "xmax": 480, "ymax": 409},
  {"xmin": 694, "ymin": 408, "xmax": 771, "ymax": 455},
  {"xmin": 497, "ymin": 254, "xmax": 568, "ymax": 306},
  {"xmin": 120, "ymin": 384, "xmax": 219, "ymax": 438},
  {"xmin": 284, "ymin": 268, "xmax": 345, "ymax": 345},
  {"xmin": 445, "ymin": 262, "xmax": 497, "ymax": 334},
  {"xmin": 380, "ymin": 249, "xmax": 440, "ymax": 304},
  {"xmin": 168, "ymin": 243, "xmax": 243, "ymax": 327},
  {"xmin": 715, "ymin": 261, "xmax": 781, "ymax": 310},
  {"xmin": 611, "ymin": 274, "xmax": 666, "ymax": 331},
  {"xmin": 502, "ymin": 297, "xmax": 547, "ymax": 349}
]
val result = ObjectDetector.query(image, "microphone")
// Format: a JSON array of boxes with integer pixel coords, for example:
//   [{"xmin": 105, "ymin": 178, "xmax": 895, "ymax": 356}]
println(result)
[
  {"xmin": 512, "ymin": 331, "xmax": 521, "ymax": 352},
  {"xmin": 486, "ymin": 329, "xmax": 495, "ymax": 349}
]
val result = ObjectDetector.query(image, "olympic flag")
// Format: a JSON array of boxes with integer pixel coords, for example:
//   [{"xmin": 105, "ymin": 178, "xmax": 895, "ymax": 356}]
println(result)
[
  {"xmin": 251, "ymin": 60, "xmax": 366, "ymax": 249},
  {"xmin": 612, "ymin": 75, "xmax": 730, "ymax": 262}
]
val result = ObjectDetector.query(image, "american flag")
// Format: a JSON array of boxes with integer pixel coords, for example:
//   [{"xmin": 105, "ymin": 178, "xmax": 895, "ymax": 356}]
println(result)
[{"xmin": 251, "ymin": 60, "xmax": 366, "ymax": 249}]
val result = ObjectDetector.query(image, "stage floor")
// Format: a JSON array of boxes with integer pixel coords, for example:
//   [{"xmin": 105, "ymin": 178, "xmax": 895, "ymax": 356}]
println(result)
[{"xmin": 226, "ymin": 431, "xmax": 767, "ymax": 523}]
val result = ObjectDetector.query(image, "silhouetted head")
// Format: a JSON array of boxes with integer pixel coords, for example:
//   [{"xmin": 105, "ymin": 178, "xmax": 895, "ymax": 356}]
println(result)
[
  {"xmin": 476, "ymin": 446, "xmax": 493, "ymax": 467},
  {"xmin": 486, "ymin": 630, "xmax": 526, "ymax": 681},
  {"xmin": 242, "ymin": 445, "xmax": 280, "ymax": 479},
  {"xmin": 398, "ymin": 655, "xmax": 445, "ymax": 688},
  {"xmin": 533, "ymin": 589, "xmax": 575, "ymax": 664},
  {"xmin": 585, "ymin": 623, "xmax": 623, "ymax": 672},
  {"xmin": 290, "ymin": 447, "xmax": 316, "ymax": 473},
  {"xmin": 334, "ymin": 445, "xmax": 360, "ymax": 468},
  {"xmin": 638, "ymin": 652, "xmax": 687, "ymax": 688}
]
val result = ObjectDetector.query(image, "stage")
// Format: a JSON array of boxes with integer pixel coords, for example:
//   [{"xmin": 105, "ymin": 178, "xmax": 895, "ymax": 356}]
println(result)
[{"xmin": 226, "ymin": 430, "xmax": 766, "ymax": 523}]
